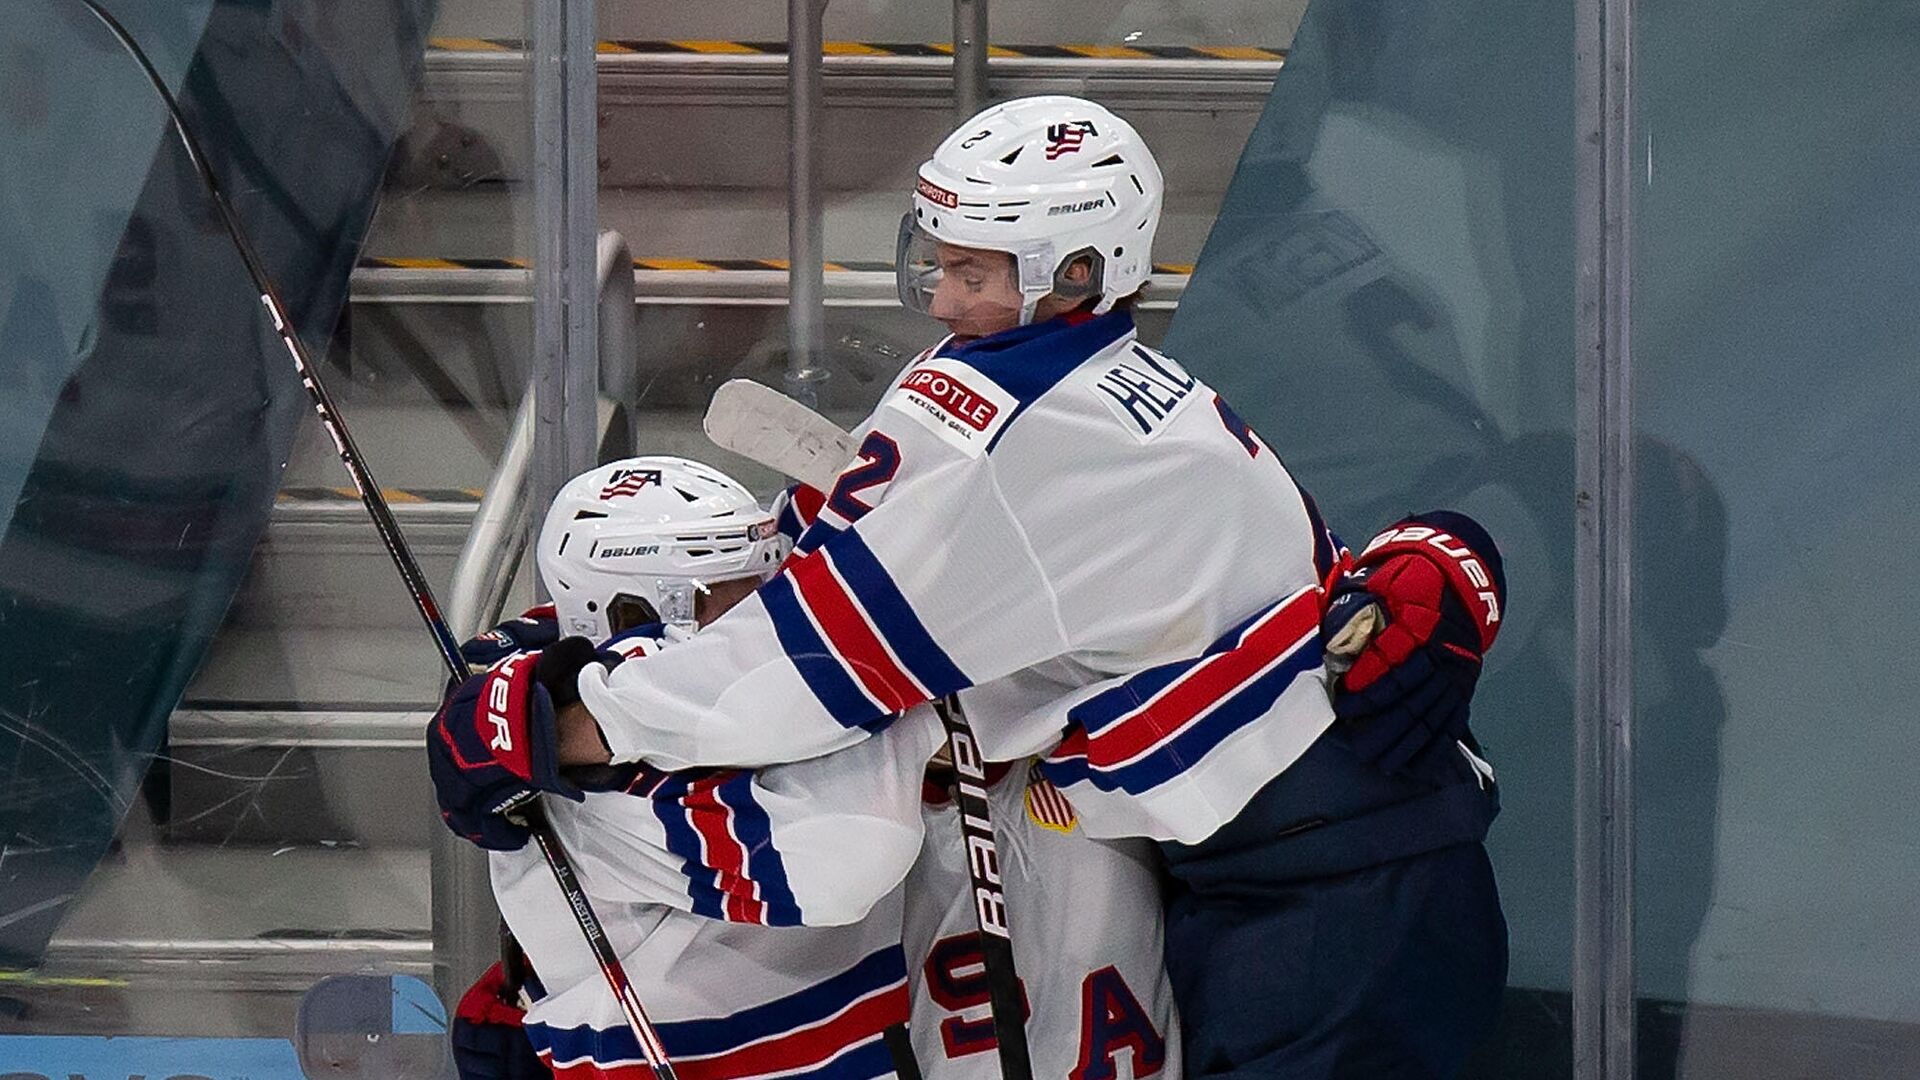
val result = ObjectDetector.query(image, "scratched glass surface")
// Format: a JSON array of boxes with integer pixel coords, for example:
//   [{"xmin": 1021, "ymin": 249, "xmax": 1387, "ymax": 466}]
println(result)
[{"xmin": 0, "ymin": 0, "xmax": 524, "ymax": 1058}]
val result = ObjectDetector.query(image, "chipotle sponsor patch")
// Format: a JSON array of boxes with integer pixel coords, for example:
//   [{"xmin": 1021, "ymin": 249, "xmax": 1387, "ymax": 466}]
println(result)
[
  {"xmin": 916, "ymin": 176, "xmax": 960, "ymax": 208},
  {"xmin": 885, "ymin": 358, "xmax": 1016, "ymax": 456}
]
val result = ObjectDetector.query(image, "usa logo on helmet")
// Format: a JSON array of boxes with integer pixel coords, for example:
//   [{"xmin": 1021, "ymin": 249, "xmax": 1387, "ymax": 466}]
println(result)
[
  {"xmin": 600, "ymin": 468, "xmax": 661, "ymax": 499},
  {"xmin": 1045, "ymin": 120, "xmax": 1098, "ymax": 160}
]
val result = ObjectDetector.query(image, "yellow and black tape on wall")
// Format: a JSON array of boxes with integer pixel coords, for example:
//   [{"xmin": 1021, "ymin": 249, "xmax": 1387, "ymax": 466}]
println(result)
[
  {"xmin": 427, "ymin": 38, "xmax": 1285, "ymax": 62},
  {"xmin": 278, "ymin": 486, "xmax": 485, "ymax": 504},
  {"xmin": 359, "ymin": 256, "xmax": 1196, "ymax": 275}
]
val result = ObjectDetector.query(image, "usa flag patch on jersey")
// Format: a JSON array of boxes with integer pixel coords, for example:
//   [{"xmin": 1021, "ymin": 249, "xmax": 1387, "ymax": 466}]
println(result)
[{"xmin": 1025, "ymin": 762, "xmax": 1078, "ymax": 834}]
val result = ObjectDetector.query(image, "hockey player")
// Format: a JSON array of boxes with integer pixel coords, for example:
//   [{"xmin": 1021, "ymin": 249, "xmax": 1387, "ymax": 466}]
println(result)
[
  {"xmin": 772, "ymin": 484, "xmax": 1181, "ymax": 1080},
  {"xmin": 432, "ymin": 96, "xmax": 1510, "ymax": 1079},
  {"xmin": 435, "ymin": 456, "xmax": 942, "ymax": 1080},
  {"xmin": 442, "ymin": 456, "xmax": 1180, "ymax": 1080},
  {"xmin": 908, "ymin": 759, "xmax": 1178, "ymax": 1080}
]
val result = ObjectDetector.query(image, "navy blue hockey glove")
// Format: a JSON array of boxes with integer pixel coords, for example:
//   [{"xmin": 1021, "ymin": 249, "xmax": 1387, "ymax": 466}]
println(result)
[
  {"xmin": 429, "ymin": 637, "xmax": 610, "ymax": 850},
  {"xmin": 1323, "ymin": 511, "xmax": 1505, "ymax": 776},
  {"xmin": 460, "ymin": 604, "xmax": 560, "ymax": 668},
  {"xmin": 452, "ymin": 962, "xmax": 552, "ymax": 1079}
]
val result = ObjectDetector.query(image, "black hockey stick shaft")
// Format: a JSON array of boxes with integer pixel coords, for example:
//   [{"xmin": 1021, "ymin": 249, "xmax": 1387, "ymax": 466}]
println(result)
[
  {"xmin": 933, "ymin": 696, "xmax": 1035, "ymax": 1080},
  {"xmin": 77, "ymin": 5, "xmax": 678, "ymax": 1077}
]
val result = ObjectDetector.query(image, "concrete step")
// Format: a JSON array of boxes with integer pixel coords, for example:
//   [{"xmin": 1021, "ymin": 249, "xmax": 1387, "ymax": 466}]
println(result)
[
  {"xmin": 397, "ymin": 40, "xmax": 1278, "ymax": 193},
  {"xmin": 429, "ymin": 3, "xmax": 1307, "ymax": 49},
  {"xmin": 344, "ymin": 261, "xmax": 1185, "ymax": 412},
  {"xmin": 366, "ymin": 186, "xmax": 1226, "ymax": 271},
  {"xmin": 35, "ymin": 843, "xmax": 428, "ymax": 1003},
  {"xmin": 160, "ymin": 707, "xmax": 436, "ymax": 849}
]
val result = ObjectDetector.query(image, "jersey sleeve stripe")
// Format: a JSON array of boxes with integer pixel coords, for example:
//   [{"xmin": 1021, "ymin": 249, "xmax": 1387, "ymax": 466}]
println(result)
[
  {"xmin": 670, "ymin": 986, "xmax": 907, "ymax": 1080},
  {"xmin": 653, "ymin": 773, "xmax": 735, "ymax": 920},
  {"xmin": 1296, "ymin": 486, "xmax": 1343, "ymax": 591},
  {"xmin": 823, "ymin": 530, "xmax": 970, "ymax": 698},
  {"xmin": 776, "ymin": 483, "xmax": 828, "ymax": 544},
  {"xmin": 685, "ymin": 774, "xmax": 766, "ymax": 925},
  {"xmin": 760, "ymin": 574, "xmax": 892, "ymax": 730},
  {"xmin": 718, "ymin": 771, "xmax": 803, "ymax": 927},
  {"xmin": 787, "ymin": 550, "xmax": 926, "ymax": 713},
  {"xmin": 1080, "ymin": 586, "xmax": 1321, "ymax": 767},
  {"xmin": 1043, "ymin": 631, "xmax": 1323, "ymax": 797},
  {"xmin": 793, "ymin": 517, "xmax": 842, "ymax": 556},
  {"xmin": 527, "ymin": 945, "xmax": 910, "ymax": 1079},
  {"xmin": 653, "ymin": 800, "xmax": 727, "ymax": 918},
  {"xmin": 1042, "ymin": 588, "xmax": 1326, "ymax": 796},
  {"xmin": 538, "ymin": 1031, "xmax": 899, "ymax": 1080},
  {"xmin": 1069, "ymin": 599, "xmax": 1283, "ymax": 735}
]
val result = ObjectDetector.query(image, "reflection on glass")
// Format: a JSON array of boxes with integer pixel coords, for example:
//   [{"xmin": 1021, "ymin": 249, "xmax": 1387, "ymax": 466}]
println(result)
[
  {"xmin": 0, "ymin": 0, "xmax": 503, "ymax": 1061},
  {"xmin": 1634, "ymin": 0, "xmax": 1920, "ymax": 1074},
  {"xmin": 1163, "ymin": 0, "xmax": 1575, "ymax": 1074}
]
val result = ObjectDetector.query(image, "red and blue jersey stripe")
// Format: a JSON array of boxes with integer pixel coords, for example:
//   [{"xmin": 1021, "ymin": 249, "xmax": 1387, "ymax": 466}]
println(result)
[
  {"xmin": 528, "ymin": 945, "xmax": 910, "ymax": 1080},
  {"xmin": 1041, "ymin": 586, "xmax": 1323, "ymax": 796},
  {"xmin": 647, "ymin": 769, "xmax": 803, "ymax": 927},
  {"xmin": 761, "ymin": 529, "xmax": 970, "ymax": 730}
]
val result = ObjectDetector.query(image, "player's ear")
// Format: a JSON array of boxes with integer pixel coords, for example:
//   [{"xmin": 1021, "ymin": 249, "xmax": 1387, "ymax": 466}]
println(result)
[{"xmin": 1062, "ymin": 255, "xmax": 1094, "ymax": 285}]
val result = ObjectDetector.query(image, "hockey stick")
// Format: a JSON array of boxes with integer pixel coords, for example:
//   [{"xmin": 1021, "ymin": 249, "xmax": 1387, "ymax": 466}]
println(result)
[
  {"xmin": 704, "ymin": 380, "xmax": 1036, "ymax": 1080},
  {"xmin": 703, "ymin": 379, "xmax": 856, "ymax": 492},
  {"xmin": 931, "ymin": 697, "xmax": 1035, "ymax": 1080},
  {"xmin": 77, "ymin": 5, "xmax": 679, "ymax": 1077}
]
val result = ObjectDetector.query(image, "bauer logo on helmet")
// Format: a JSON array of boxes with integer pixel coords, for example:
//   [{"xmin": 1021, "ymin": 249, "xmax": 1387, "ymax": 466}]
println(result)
[{"xmin": 1049, "ymin": 195, "xmax": 1108, "ymax": 217}]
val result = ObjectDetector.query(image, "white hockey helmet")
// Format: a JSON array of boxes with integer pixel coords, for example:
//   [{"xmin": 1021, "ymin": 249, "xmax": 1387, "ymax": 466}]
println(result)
[
  {"xmin": 536, "ymin": 456, "xmax": 789, "ymax": 638},
  {"xmin": 898, "ymin": 95, "xmax": 1165, "ymax": 326}
]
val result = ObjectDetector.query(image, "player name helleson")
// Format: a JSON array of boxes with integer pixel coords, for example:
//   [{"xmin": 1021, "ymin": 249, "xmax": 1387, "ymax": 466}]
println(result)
[{"xmin": 1094, "ymin": 346, "xmax": 1197, "ymax": 437}]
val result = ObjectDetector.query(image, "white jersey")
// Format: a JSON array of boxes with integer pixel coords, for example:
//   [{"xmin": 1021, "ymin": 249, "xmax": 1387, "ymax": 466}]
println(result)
[
  {"xmin": 907, "ymin": 763, "xmax": 1180, "ymax": 1080},
  {"xmin": 581, "ymin": 310, "xmax": 1342, "ymax": 843},
  {"xmin": 495, "ymin": 635, "xmax": 945, "ymax": 1079}
]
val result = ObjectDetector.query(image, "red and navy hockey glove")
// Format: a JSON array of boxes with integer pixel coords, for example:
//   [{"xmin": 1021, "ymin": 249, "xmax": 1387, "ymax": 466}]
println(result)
[
  {"xmin": 451, "ymin": 962, "xmax": 553, "ymax": 1079},
  {"xmin": 460, "ymin": 605, "xmax": 560, "ymax": 669},
  {"xmin": 428, "ymin": 637, "xmax": 612, "ymax": 850},
  {"xmin": 1322, "ymin": 511, "xmax": 1505, "ymax": 776}
]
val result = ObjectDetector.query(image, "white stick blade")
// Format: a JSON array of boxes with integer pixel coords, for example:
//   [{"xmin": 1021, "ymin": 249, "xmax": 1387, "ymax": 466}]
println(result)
[{"xmin": 702, "ymin": 379, "xmax": 856, "ymax": 492}]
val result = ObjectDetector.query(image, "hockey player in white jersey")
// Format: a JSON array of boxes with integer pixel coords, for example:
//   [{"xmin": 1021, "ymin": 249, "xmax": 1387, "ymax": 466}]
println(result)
[
  {"xmin": 771, "ymin": 482, "xmax": 1181, "ymax": 1080},
  {"xmin": 432, "ymin": 98, "xmax": 1511, "ymax": 1079},
  {"xmin": 909, "ymin": 761, "xmax": 1177, "ymax": 1080},
  {"xmin": 433, "ymin": 457, "xmax": 941, "ymax": 1080}
]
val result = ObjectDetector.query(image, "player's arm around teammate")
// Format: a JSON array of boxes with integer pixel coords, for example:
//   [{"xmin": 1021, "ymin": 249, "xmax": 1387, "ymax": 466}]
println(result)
[{"xmin": 435, "ymin": 457, "xmax": 939, "ymax": 1080}]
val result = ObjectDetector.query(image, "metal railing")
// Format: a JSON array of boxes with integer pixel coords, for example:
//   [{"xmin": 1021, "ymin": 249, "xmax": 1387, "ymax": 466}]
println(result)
[{"xmin": 432, "ymin": 228, "xmax": 637, "ymax": 1004}]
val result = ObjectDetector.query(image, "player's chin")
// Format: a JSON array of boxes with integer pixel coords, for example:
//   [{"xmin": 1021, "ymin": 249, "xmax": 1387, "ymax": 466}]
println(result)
[{"xmin": 937, "ymin": 315, "xmax": 1011, "ymax": 340}]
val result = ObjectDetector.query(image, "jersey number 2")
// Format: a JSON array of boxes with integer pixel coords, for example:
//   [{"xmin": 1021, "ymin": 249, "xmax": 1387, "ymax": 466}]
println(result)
[{"xmin": 827, "ymin": 431, "xmax": 902, "ymax": 523}]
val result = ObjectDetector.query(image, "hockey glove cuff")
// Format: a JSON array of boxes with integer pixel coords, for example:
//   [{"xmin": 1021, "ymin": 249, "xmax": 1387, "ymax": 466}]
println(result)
[
  {"xmin": 429, "ymin": 641, "xmax": 595, "ymax": 851},
  {"xmin": 460, "ymin": 605, "xmax": 561, "ymax": 668},
  {"xmin": 1322, "ymin": 510, "xmax": 1505, "ymax": 776}
]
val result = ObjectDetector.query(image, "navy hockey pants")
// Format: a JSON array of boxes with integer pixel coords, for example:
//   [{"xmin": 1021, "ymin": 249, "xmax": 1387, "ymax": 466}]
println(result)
[{"xmin": 1164, "ymin": 841, "xmax": 1506, "ymax": 1079}]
